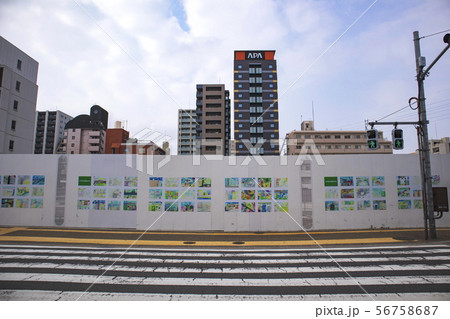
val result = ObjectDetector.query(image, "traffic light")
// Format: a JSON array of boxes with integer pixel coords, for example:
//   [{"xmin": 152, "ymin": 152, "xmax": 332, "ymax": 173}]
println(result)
[
  {"xmin": 392, "ymin": 128, "xmax": 404, "ymax": 150},
  {"xmin": 366, "ymin": 129, "xmax": 379, "ymax": 150}
]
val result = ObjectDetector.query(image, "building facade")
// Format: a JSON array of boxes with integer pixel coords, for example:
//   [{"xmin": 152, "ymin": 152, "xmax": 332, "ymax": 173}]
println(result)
[
  {"xmin": 195, "ymin": 84, "xmax": 231, "ymax": 155},
  {"xmin": 0, "ymin": 36, "xmax": 39, "ymax": 154},
  {"xmin": 177, "ymin": 109, "xmax": 196, "ymax": 155},
  {"xmin": 234, "ymin": 50, "xmax": 279, "ymax": 156},
  {"xmin": 429, "ymin": 137, "xmax": 450, "ymax": 154},
  {"xmin": 58, "ymin": 105, "xmax": 108, "ymax": 154},
  {"xmin": 33, "ymin": 110, "xmax": 73, "ymax": 154},
  {"xmin": 286, "ymin": 121, "xmax": 393, "ymax": 155},
  {"xmin": 106, "ymin": 124, "xmax": 166, "ymax": 155}
]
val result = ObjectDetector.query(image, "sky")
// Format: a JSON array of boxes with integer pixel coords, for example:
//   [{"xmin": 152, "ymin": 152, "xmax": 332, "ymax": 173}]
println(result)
[{"xmin": 1, "ymin": 0, "xmax": 449, "ymax": 154}]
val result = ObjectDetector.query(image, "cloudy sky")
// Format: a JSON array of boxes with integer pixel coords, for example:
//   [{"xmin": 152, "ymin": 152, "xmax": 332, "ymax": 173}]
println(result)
[{"xmin": 1, "ymin": 0, "xmax": 449, "ymax": 154}]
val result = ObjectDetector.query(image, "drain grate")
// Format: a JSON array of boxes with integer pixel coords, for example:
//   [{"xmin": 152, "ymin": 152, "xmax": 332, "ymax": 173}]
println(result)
[
  {"xmin": 232, "ymin": 241, "xmax": 245, "ymax": 245},
  {"xmin": 183, "ymin": 241, "xmax": 196, "ymax": 245}
]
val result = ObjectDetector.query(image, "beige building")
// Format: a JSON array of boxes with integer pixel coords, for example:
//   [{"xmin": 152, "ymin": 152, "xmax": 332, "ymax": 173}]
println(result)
[
  {"xmin": 429, "ymin": 137, "xmax": 450, "ymax": 154},
  {"xmin": 286, "ymin": 121, "xmax": 392, "ymax": 155}
]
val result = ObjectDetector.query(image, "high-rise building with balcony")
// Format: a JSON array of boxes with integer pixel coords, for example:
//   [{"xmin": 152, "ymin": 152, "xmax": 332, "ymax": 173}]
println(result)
[
  {"xmin": 195, "ymin": 84, "xmax": 231, "ymax": 155},
  {"xmin": 0, "ymin": 36, "xmax": 39, "ymax": 153},
  {"xmin": 177, "ymin": 109, "xmax": 196, "ymax": 155},
  {"xmin": 33, "ymin": 110, "xmax": 73, "ymax": 154},
  {"xmin": 234, "ymin": 50, "xmax": 279, "ymax": 156},
  {"xmin": 57, "ymin": 105, "xmax": 108, "ymax": 154}
]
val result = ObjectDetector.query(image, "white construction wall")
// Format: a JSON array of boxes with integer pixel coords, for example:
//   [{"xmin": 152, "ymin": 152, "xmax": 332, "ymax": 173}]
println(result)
[{"xmin": 0, "ymin": 154, "xmax": 449, "ymax": 231}]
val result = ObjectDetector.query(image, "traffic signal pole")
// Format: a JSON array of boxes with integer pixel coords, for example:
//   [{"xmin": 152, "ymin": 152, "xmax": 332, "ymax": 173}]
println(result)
[{"xmin": 413, "ymin": 31, "xmax": 436, "ymax": 239}]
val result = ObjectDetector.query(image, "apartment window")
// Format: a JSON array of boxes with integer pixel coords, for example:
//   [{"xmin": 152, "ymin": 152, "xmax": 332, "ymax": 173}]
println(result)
[
  {"xmin": 238, "ymin": 124, "xmax": 243, "ymax": 128},
  {"xmin": 238, "ymin": 94, "xmax": 243, "ymax": 98},
  {"xmin": 355, "ymin": 135, "xmax": 361, "ymax": 139},
  {"xmin": 335, "ymin": 135, "xmax": 341, "ymax": 139},
  {"xmin": 238, "ymin": 114, "xmax": 242, "ymax": 118},
  {"xmin": 71, "ymin": 143, "xmax": 75, "ymax": 147},
  {"xmin": 335, "ymin": 145, "xmax": 341, "ymax": 149},
  {"xmin": 238, "ymin": 103, "xmax": 242, "ymax": 108},
  {"xmin": 11, "ymin": 120, "xmax": 16, "ymax": 130},
  {"xmin": 384, "ymin": 145, "xmax": 391, "ymax": 149},
  {"xmin": 238, "ymin": 134, "xmax": 243, "ymax": 138},
  {"xmin": 324, "ymin": 135, "xmax": 331, "ymax": 139},
  {"xmin": 9, "ymin": 140, "xmax": 14, "ymax": 151},
  {"xmin": 315, "ymin": 135, "xmax": 322, "ymax": 139},
  {"xmin": 237, "ymin": 65, "xmax": 242, "ymax": 69},
  {"xmin": 345, "ymin": 145, "xmax": 351, "ymax": 149},
  {"xmin": 344, "ymin": 135, "xmax": 351, "ymax": 139},
  {"xmin": 270, "ymin": 113, "xmax": 274, "ymax": 118},
  {"xmin": 269, "ymin": 84, "xmax": 274, "ymax": 88},
  {"xmin": 15, "ymin": 81, "xmax": 21, "ymax": 92},
  {"xmin": 17, "ymin": 59, "xmax": 22, "ymax": 70},
  {"xmin": 239, "ymin": 144, "xmax": 243, "ymax": 149},
  {"xmin": 355, "ymin": 145, "xmax": 361, "ymax": 149},
  {"xmin": 13, "ymin": 100, "xmax": 18, "ymax": 111},
  {"xmin": 270, "ymin": 124, "xmax": 274, "ymax": 128},
  {"xmin": 71, "ymin": 151, "xmax": 74, "ymax": 154},
  {"xmin": 316, "ymin": 145, "xmax": 322, "ymax": 149},
  {"xmin": 238, "ymin": 74, "xmax": 243, "ymax": 79},
  {"xmin": 257, "ymin": 127, "xmax": 263, "ymax": 133},
  {"xmin": 326, "ymin": 145, "xmax": 332, "ymax": 149},
  {"xmin": 71, "ymin": 136, "xmax": 75, "ymax": 140},
  {"xmin": 269, "ymin": 74, "xmax": 273, "ymax": 78},
  {"xmin": 238, "ymin": 84, "xmax": 243, "ymax": 88},
  {"xmin": 72, "ymin": 129, "xmax": 76, "ymax": 132},
  {"xmin": 268, "ymin": 65, "xmax": 273, "ymax": 69}
]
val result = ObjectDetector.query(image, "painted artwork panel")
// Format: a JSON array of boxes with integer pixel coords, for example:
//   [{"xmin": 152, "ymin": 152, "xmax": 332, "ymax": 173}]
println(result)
[
  {"xmin": 181, "ymin": 177, "xmax": 195, "ymax": 187},
  {"xmin": 32, "ymin": 175, "xmax": 45, "ymax": 185},
  {"xmin": 324, "ymin": 177, "xmax": 338, "ymax": 187},
  {"xmin": 18, "ymin": 175, "xmax": 31, "ymax": 185},
  {"xmin": 181, "ymin": 201, "xmax": 195, "ymax": 212},
  {"xmin": 149, "ymin": 177, "xmax": 163, "ymax": 187},
  {"xmin": 148, "ymin": 201, "xmax": 162, "ymax": 212},
  {"xmin": 3, "ymin": 175, "xmax": 16, "ymax": 185},
  {"xmin": 432, "ymin": 175, "xmax": 440, "ymax": 185},
  {"xmin": 411, "ymin": 176, "xmax": 421, "ymax": 186},
  {"xmin": 258, "ymin": 178, "xmax": 272, "ymax": 188},
  {"xmin": 92, "ymin": 200, "xmax": 106, "ymax": 210},
  {"xmin": 180, "ymin": 189, "xmax": 196, "ymax": 199},
  {"xmin": 78, "ymin": 188, "xmax": 90, "ymax": 198},
  {"xmin": 197, "ymin": 177, "xmax": 212, "ymax": 187},
  {"xmin": 341, "ymin": 200, "xmax": 355, "ymax": 211},
  {"xmin": 93, "ymin": 177, "xmax": 107, "ymax": 187},
  {"xmin": 356, "ymin": 177, "xmax": 370, "ymax": 186},
  {"xmin": 340, "ymin": 188, "xmax": 354, "ymax": 199},
  {"xmin": 108, "ymin": 177, "xmax": 122, "ymax": 186},
  {"xmin": 373, "ymin": 200, "xmax": 387, "ymax": 210},
  {"xmin": 397, "ymin": 188, "xmax": 410, "ymax": 198},
  {"xmin": 78, "ymin": 176, "xmax": 91, "ymax": 186},
  {"xmin": 165, "ymin": 177, "xmax": 179, "ymax": 187},
  {"xmin": 225, "ymin": 178, "xmax": 239, "ymax": 188},
  {"xmin": 371, "ymin": 176, "xmax": 385, "ymax": 186},
  {"xmin": 372, "ymin": 188, "xmax": 386, "ymax": 198},
  {"xmin": 414, "ymin": 200, "xmax": 423, "ymax": 209},
  {"xmin": 275, "ymin": 202, "xmax": 289, "ymax": 212},
  {"xmin": 325, "ymin": 201, "xmax": 339, "ymax": 211},
  {"xmin": 16, "ymin": 198, "xmax": 29, "ymax": 208},
  {"xmin": 30, "ymin": 199, "xmax": 44, "ymax": 209},
  {"xmin": 77, "ymin": 200, "xmax": 90, "ymax": 210},
  {"xmin": 198, "ymin": 202, "xmax": 211, "ymax": 212},
  {"xmin": 149, "ymin": 189, "xmax": 163, "ymax": 200},
  {"xmin": 123, "ymin": 201, "xmax": 137, "ymax": 211},
  {"xmin": 16, "ymin": 187, "xmax": 30, "ymax": 197},
  {"xmin": 2, "ymin": 186, "xmax": 15, "ymax": 197},
  {"xmin": 225, "ymin": 202, "xmax": 239, "ymax": 212},
  {"xmin": 124, "ymin": 189, "xmax": 138, "ymax": 199},
  {"xmin": 275, "ymin": 178, "xmax": 288, "ymax": 187},
  {"xmin": 109, "ymin": 188, "xmax": 122, "ymax": 199},
  {"xmin": 274, "ymin": 190, "xmax": 288, "ymax": 200},
  {"xmin": 241, "ymin": 178, "xmax": 256, "ymax": 188},
  {"xmin": 340, "ymin": 176, "xmax": 354, "ymax": 187},
  {"xmin": 258, "ymin": 202, "xmax": 272, "ymax": 212},
  {"xmin": 258, "ymin": 190, "xmax": 272, "ymax": 200},
  {"xmin": 31, "ymin": 187, "xmax": 44, "ymax": 197},
  {"xmin": 241, "ymin": 190, "xmax": 255, "ymax": 200},
  {"xmin": 325, "ymin": 188, "xmax": 339, "ymax": 199},
  {"xmin": 107, "ymin": 200, "xmax": 121, "ymax": 211},
  {"xmin": 225, "ymin": 190, "xmax": 240, "ymax": 200},
  {"xmin": 356, "ymin": 188, "xmax": 370, "ymax": 199},
  {"xmin": 357, "ymin": 200, "xmax": 371, "ymax": 210},
  {"xmin": 165, "ymin": 190, "xmax": 178, "ymax": 200},
  {"xmin": 93, "ymin": 188, "xmax": 107, "ymax": 198},
  {"xmin": 397, "ymin": 176, "xmax": 410, "ymax": 186},
  {"xmin": 124, "ymin": 177, "xmax": 138, "ymax": 187},
  {"xmin": 398, "ymin": 200, "xmax": 411, "ymax": 210},
  {"xmin": 164, "ymin": 201, "xmax": 178, "ymax": 212},
  {"xmin": 413, "ymin": 190, "xmax": 422, "ymax": 198},
  {"xmin": 197, "ymin": 189, "xmax": 211, "ymax": 200},
  {"xmin": 241, "ymin": 202, "xmax": 255, "ymax": 212}
]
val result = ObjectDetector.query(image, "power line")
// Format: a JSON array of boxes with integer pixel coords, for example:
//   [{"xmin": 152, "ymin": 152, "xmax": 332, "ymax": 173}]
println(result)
[{"xmin": 420, "ymin": 29, "xmax": 450, "ymax": 39}]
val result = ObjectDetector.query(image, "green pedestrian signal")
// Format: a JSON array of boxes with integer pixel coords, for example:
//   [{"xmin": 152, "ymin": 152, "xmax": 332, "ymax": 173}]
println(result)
[
  {"xmin": 392, "ymin": 128, "xmax": 404, "ymax": 150},
  {"xmin": 366, "ymin": 129, "xmax": 379, "ymax": 150}
]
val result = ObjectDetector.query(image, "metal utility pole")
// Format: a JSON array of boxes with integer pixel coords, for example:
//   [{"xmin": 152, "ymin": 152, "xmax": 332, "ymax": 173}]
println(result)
[{"xmin": 413, "ymin": 31, "xmax": 450, "ymax": 240}]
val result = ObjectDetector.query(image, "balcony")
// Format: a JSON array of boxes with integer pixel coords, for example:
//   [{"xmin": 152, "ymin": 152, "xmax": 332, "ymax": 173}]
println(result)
[
  {"xmin": 88, "ymin": 138, "xmax": 100, "ymax": 144},
  {"xmin": 88, "ymin": 145, "xmax": 100, "ymax": 152},
  {"xmin": 89, "ymin": 131, "xmax": 101, "ymax": 137}
]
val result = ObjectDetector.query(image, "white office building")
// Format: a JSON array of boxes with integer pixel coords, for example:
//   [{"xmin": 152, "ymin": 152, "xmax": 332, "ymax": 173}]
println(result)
[
  {"xmin": 0, "ymin": 36, "xmax": 39, "ymax": 154},
  {"xmin": 33, "ymin": 110, "xmax": 73, "ymax": 154}
]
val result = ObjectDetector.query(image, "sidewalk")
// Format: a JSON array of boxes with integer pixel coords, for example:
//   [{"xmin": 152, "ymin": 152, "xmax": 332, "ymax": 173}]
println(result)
[{"xmin": 1, "ymin": 226, "xmax": 450, "ymax": 248}]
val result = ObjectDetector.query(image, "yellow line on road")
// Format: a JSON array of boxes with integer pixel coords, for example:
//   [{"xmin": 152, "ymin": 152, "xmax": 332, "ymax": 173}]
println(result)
[
  {"xmin": 0, "ymin": 227, "xmax": 25, "ymax": 236},
  {"xmin": 0, "ymin": 236, "xmax": 412, "ymax": 246}
]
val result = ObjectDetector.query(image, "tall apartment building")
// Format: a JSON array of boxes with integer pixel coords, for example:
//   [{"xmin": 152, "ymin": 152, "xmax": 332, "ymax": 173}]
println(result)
[
  {"xmin": 234, "ymin": 50, "xmax": 279, "ymax": 156},
  {"xmin": 33, "ymin": 110, "xmax": 73, "ymax": 154},
  {"xmin": 0, "ymin": 36, "xmax": 39, "ymax": 153},
  {"xmin": 429, "ymin": 137, "xmax": 450, "ymax": 154},
  {"xmin": 285, "ymin": 121, "xmax": 393, "ymax": 155},
  {"xmin": 177, "ymin": 109, "xmax": 196, "ymax": 155},
  {"xmin": 195, "ymin": 84, "xmax": 231, "ymax": 155},
  {"xmin": 58, "ymin": 105, "xmax": 108, "ymax": 154}
]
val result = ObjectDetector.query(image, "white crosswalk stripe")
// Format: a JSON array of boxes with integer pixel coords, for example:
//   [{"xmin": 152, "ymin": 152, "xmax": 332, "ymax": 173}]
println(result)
[{"xmin": 0, "ymin": 244, "xmax": 449, "ymax": 300}]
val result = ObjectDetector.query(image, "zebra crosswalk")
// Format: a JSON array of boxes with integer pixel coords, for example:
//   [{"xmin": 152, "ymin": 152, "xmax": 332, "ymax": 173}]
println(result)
[{"xmin": 0, "ymin": 244, "xmax": 449, "ymax": 300}]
